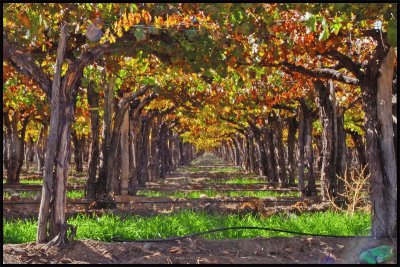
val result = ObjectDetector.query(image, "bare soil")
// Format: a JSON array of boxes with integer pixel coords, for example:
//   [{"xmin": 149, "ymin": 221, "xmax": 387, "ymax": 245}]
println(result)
[{"xmin": 3, "ymin": 236, "xmax": 397, "ymax": 264}]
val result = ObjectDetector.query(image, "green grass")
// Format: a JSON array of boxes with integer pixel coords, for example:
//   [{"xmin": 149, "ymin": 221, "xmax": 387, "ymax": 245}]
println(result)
[
  {"xmin": 181, "ymin": 166, "xmax": 240, "ymax": 173},
  {"xmin": 3, "ymin": 191, "xmax": 38, "ymax": 199},
  {"xmin": 210, "ymin": 166, "xmax": 241, "ymax": 173},
  {"xmin": 66, "ymin": 190, "xmax": 85, "ymax": 199},
  {"xmin": 3, "ymin": 210, "xmax": 371, "ymax": 244},
  {"xmin": 3, "ymin": 177, "xmax": 86, "ymax": 185},
  {"xmin": 183, "ymin": 167, "xmax": 203, "ymax": 172},
  {"xmin": 3, "ymin": 190, "xmax": 84, "ymax": 199},
  {"xmin": 20, "ymin": 179, "xmax": 43, "ymax": 185},
  {"xmin": 224, "ymin": 177, "xmax": 267, "ymax": 184},
  {"xmin": 137, "ymin": 189, "xmax": 300, "ymax": 198},
  {"xmin": 2, "ymin": 179, "xmax": 43, "ymax": 185}
]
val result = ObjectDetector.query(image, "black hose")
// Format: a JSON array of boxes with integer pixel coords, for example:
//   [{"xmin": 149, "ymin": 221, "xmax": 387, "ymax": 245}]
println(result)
[{"xmin": 111, "ymin": 226, "xmax": 368, "ymax": 242}]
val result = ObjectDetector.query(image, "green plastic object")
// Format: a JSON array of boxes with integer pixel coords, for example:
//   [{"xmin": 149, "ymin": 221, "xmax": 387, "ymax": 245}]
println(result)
[{"xmin": 359, "ymin": 245, "xmax": 394, "ymax": 264}]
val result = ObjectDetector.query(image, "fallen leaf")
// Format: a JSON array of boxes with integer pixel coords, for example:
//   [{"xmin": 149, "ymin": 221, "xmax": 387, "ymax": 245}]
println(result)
[{"xmin": 169, "ymin": 246, "xmax": 183, "ymax": 254}]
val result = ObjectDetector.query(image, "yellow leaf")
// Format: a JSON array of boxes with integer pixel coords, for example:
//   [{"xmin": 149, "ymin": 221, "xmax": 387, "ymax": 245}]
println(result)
[
  {"xmin": 109, "ymin": 33, "xmax": 116, "ymax": 43},
  {"xmin": 154, "ymin": 16, "xmax": 163, "ymax": 28},
  {"xmin": 346, "ymin": 22, "xmax": 353, "ymax": 30},
  {"xmin": 128, "ymin": 12, "xmax": 138, "ymax": 25},
  {"xmin": 142, "ymin": 10, "xmax": 152, "ymax": 23},
  {"xmin": 122, "ymin": 13, "xmax": 129, "ymax": 31},
  {"xmin": 134, "ymin": 13, "xmax": 141, "ymax": 24},
  {"xmin": 117, "ymin": 24, "xmax": 123, "ymax": 37}
]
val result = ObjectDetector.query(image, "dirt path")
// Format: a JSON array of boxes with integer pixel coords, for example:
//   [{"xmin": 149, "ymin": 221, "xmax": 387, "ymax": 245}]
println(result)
[
  {"xmin": 3, "ymin": 237, "xmax": 397, "ymax": 264},
  {"xmin": 3, "ymin": 153, "xmax": 397, "ymax": 264}
]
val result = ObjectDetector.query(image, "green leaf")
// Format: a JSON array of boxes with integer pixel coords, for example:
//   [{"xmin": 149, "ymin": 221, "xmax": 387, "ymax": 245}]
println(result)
[
  {"xmin": 85, "ymin": 3, "xmax": 92, "ymax": 11},
  {"xmin": 321, "ymin": 17, "xmax": 328, "ymax": 28},
  {"xmin": 304, "ymin": 12, "xmax": 316, "ymax": 33},
  {"xmin": 130, "ymin": 4, "xmax": 138, "ymax": 13},
  {"xmin": 319, "ymin": 27, "xmax": 330, "ymax": 41},
  {"xmin": 140, "ymin": 63, "xmax": 149, "ymax": 73},
  {"xmin": 331, "ymin": 23, "xmax": 342, "ymax": 35}
]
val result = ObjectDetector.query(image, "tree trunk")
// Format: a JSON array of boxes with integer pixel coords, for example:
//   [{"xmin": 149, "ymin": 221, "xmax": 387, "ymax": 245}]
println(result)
[
  {"xmin": 157, "ymin": 122, "xmax": 169, "ymax": 180},
  {"xmin": 248, "ymin": 133, "xmax": 257, "ymax": 173},
  {"xmin": 363, "ymin": 46, "xmax": 397, "ymax": 238},
  {"xmin": 392, "ymin": 71, "xmax": 397, "ymax": 164},
  {"xmin": 272, "ymin": 116, "xmax": 288, "ymax": 187},
  {"xmin": 25, "ymin": 136, "xmax": 35, "ymax": 173},
  {"xmin": 315, "ymin": 138, "xmax": 323, "ymax": 171},
  {"xmin": 36, "ymin": 123, "xmax": 47, "ymax": 175},
  {"xmin": 251, "ymin": 126, "xmax": 268, "ymax": 177},
  {"xmin": 231, "ymin": 137, "xmax": 241, "ymax": 166},
  {"xmin": 3, "ymin": 110, "xmax": 28, "ymax": 184},
  {"xmin": 37, "ymin": 24, "xmax": 70, "ymax": 243},
  {"xmin": 85, "ymin": 83, "xmax": 100, "ymax": 199},
  {"xmin": 148, "ymin": 117, "xmax": 160, "ymax": 182},
  {"xmin": 170, "ymin": 131, "xmax": 179, "ymax": 171},
  {"xmin": 128, "ymin": 105, "xmax": 140, "ymax": 195},
  {"xmin": 3, "ymin": 134, "xmax": 6, "ymax": 172},
  {"xmin": 96, "ymin": 76, "xmax": 116, "ymax": 198},
  {"xmin": 297, "ymin": 104, "xmax": 306, "ymax": 192},
  {"xmin": 335, "ymin": 108, "xmax": 347, "ymax": 195},
  {"xmin": 71, "ymin": 130, "xmax": 84, "ymax": 173},
  {"xmin": 50, "ymin": 98, "xmax": 75, "ymax": 239},
  {"xmin": 315, "ymin": 80, "xmax": 336, "ymax": 200},
  {"xmin": 348, "ymin": 130, "xmax": 367, "ymax": 168},
  {"xmin": 264, "ymin": 128, "xmax": 278, "ymax": 183},
  {"xmin": 238, "ymin": 137, "xmax": 246, "ymax": 170},
  {"xmin": 179, "ymin": 139, "xmax": 185, "ymax": 166},
  {"xmin": 106, "ymin": 91, "xmax": 153, "ymax": 194},
  {"xmin": 136, "ymin": 112, "xmax": 157, "ymax": 187},
  {"xmin": 304, "ymin": 105, "xmax": 316, "ymax": 196},
  {"xmin": 119, "ymin": 92, "xmax": 130, "ymax": 195},
  {"xmin": 243, "ymin": 134, "xmax": 251, "ymax": 172},
  {"xmin": 126, "ymin": 93, "xmax": 159, "ymax": 191},
  {"xmin": 287, "ymin": 116, "xmax": 297, "ymax": 185}
]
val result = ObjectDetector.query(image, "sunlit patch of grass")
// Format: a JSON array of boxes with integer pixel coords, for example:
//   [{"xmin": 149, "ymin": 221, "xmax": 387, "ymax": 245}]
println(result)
[
  {"xmin": 3, "ymin": 191, "xmax": 38, "ymax": 199},
  {"xmin": 183, "ymin": 167, "xmax": 202, "ymax": 172},
  {"xmin": 224, "ymin": 177, "xmax": 267, "ymax": 184},
  {"xmin": 137, "ymin": 189, "xmax": 299, "ymax": 198},
  {"xmin": 3, "ymin": 190, "xmax": 84, "ymax": 199},
  {"xmin": 66, "ymin": 190, "xmax": 85, "ymax": 199},
  {"xmin": 210, "ymin": 166, "xmax": 241, "ymax": 173},
  {"xmin": 3, "ymin": 210, "xmax": 371, "ymax": 244},
  {"xmin": 20, "ymin": 179, "xmax": 43, "ymax": 185},
  {"xmin": 3, "ymin": 177, "xmax": 86, "ymax": 185}
]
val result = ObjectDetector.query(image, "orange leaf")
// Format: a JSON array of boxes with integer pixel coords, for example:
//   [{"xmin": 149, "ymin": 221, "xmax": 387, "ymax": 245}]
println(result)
[{"xmin": 17, "ymin": 12, "xmax": 31, "ymax": 28}]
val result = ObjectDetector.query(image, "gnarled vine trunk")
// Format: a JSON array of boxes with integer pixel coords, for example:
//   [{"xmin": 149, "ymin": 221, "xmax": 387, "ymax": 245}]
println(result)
[
  {"xmin": 315, "ymin": 80, "xmax": 337, "ymax": 200},
  {"xmin": 37, "ymin": 25, "xmax": 73, "ymax": 243},
  {"xmin": 287, "ymin": 116, "xmax": 297, "ymax": 185},
  {"xmin": 3, "ymin": 110, "xmax": 29, "ymax": 184},
  {"xmin": 362, "ymin": 46, "xmax": 397, "ymax": 237},
  {"xmin": 85, "ymin": 83, "xmax": 100, "ymax": 199},
  {"xmin": 71, "ymin": 129, "xmax": 84, "ymax": 173}
]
